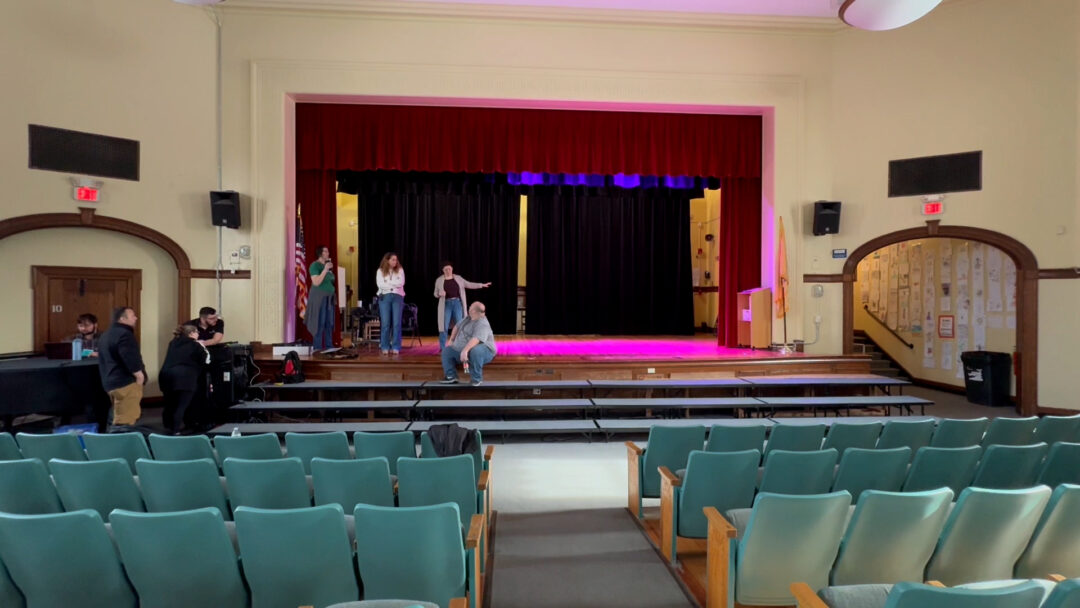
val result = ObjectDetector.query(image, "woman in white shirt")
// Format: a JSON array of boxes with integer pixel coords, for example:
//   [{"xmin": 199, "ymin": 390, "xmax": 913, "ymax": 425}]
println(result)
[{"xmin": 375, "ymin": 252, "xmax": 406, "ymax": 355}]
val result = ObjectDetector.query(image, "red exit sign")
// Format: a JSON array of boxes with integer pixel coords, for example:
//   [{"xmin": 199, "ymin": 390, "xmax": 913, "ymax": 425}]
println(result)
[
  {"xmin": 74, "ymin": 186, "xmax": 99, "ymax": 202},
  {"xmin": 922, "ymin": 201, "xmax": 944, "ymax": 215}
]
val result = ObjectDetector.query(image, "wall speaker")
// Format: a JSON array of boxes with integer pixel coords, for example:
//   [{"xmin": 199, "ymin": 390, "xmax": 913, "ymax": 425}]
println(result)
[
  {"xmin": 812, "ymin": 201, "xmax": 841, "ymax": 236},
  {"xmin": 210, "ymin": 190, "xmax": 241, "ymax": 229}
]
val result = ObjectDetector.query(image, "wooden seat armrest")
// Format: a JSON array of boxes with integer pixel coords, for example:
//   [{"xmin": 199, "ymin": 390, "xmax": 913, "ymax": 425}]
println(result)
[
  {"xmin": 477, "ymin": 469, "xmax": 490, "ymax": 491},
  {"xmin": 926, "ymin": 581, "xmax": 946, "ymax": 588},
  {"xmin": 790, "ymin": 583, "xmax": 828, "ymax": 608},
  {"xmin": 450, "ymin": 598, "xmax": 468, "ymax": 608},
  {"xmin": 625, "ymin": 441, "xmax": 643, "ymax": 456},
  {"xmin": 465, "ymin": 513, "xmax": 484, "ymax": 550},
  {"xmin": 703, "ymin": 506, "xmax": 737, "ymax": 538},
  {"xmin": 484, "ymin": 445, "xmax": 495, "ymax": 461},
  {"xmin": 1049, "ymin": 574, "xmax": 1067, "ymax": 582},
  {"xmin": 659, "ymin": 466, "xmax": 682, "ymax": 487}
]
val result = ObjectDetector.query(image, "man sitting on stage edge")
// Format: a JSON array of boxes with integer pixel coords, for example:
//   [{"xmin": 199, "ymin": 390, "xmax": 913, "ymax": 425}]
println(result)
[
  {"xmin": 97, "ymin": 306, "xmax": 146, "ymax": 430},
  {"xmin": 188, "ymin": 306, "xmax": 225, "ymax": 347},
  {"xmin": 441, "ymin": 301, "xmax": 497, "ymax": 386}
]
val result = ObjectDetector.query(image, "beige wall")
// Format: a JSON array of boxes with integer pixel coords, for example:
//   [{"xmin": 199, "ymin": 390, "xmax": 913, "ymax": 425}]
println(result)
[{"xmin": 2, "ymin": 0, "xmax": 1077, "ymax": 407}]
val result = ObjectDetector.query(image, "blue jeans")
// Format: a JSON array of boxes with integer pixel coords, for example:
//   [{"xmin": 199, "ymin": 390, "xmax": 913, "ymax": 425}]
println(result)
[
  {"xmin": 438, "ymin": 298, "xmax": 464, "ymax": 351},
  {"xmin": 441, "ymin": 343, "xmax": 495, "ymax": 383},
  {"xmin": 378, "ymin": 293, "xmax": 403, "ymax": 352},
  {"xmin": 313, "ymin": 296, "xmax": 336, "ymax": 350}
]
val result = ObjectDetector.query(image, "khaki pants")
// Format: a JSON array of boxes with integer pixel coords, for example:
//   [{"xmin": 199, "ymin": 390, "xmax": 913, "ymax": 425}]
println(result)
[{"xmin": 108, "ymin": 382, "xmax": 143, "ymax": 426}]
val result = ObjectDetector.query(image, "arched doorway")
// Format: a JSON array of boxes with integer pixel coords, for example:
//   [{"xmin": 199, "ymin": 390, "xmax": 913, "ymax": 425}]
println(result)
[{"xmin": 841, "ymin": 221, "xmax": 1038, "ymax": 415}]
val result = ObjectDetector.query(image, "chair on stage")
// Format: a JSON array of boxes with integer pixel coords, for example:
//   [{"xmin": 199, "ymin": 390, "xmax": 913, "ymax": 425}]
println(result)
[
  {"xmin": 759, "ymin": 448, "xmax": 838, "ymax": 495},
  {"xmin": 0, "ymin": 510, "xmax": 137, "ymax": 608},
  {"xmin": 625, "ymin": 425, "xmax": 705, "ymax": 518},
  {"xmin": 0, "ymin": 434, "xmax": 21, "ymax": 461},
  {"xmin": 136, "ymin": 458, "xmax": 231, "ymax": 519},
  {"xmin": 705, "ymin": 424, "xmax": 767, "ymax": 453},
  {"xmin": 354, "ymin": 431, "xmax": 416, "ymax": 476},
  {"xmin": 1038, "ymin": 442, "xmax": 1080, "ymax": 487},
  {"xmin": 831, "ymin": 447, "xmax": 910, "ymax": 502},
  {"xmin": 83, "ymin": 432, "xmax": 151, "ymax": 473},
  {"xmin": 1016, "ymin": 484, "xmax": 1080, "ymax": 578},
  {"xmin": 222, "ymin": 457, "xmax": 311, "ymax": 512},
  {"xmin": 312, "ymin": 456, "xmax": 395, "ymax": 510},
  {"xmin": 49, "ymin": 458, "xmax": 145, "ymax": 519},
  {"xmin": 234, "ymin": 504, "xmax": 359, "ymax": 608},
  {"xmin": 285, "ymin": 431, "xmax": 351, "ymax": 474},
  {"xmin": 970, "ymin": 443, "xmax": 1048, "ymax": 489},
  {"xmin": 981, "ymin": 416, "xmax": 1039, "ymax": 447},
  {"xmin": 213, "ymin": 433, "xmax": 282, "ymax": 461},
  {"xmin": 902, "ymin": 445, "xmax": 982, "ymax": 494},
  {"xmin": 15, "ymin": 433, "xmax": 86, "ymax": 468},
  {"xmin": 763, "ymin": 424, "xmax": 826, "ymax": 462},
  {"xmin": 401, "ymin": 303, "xmax": 422, "ymax": 347},
  {"xmin": 930, "ymin": 417, "xmax": 989, "ymax": 448},
  {"xmin": 822, "ymin": 422, "xmax": 883, "ymax": 458},
  {"xmin": 0, "ymin": 459, "xmax": 63, "ymax": 514},
  {"xmin": 149, "ymin": 433, "xmax": 219, "ymax": 464},
  {"xmin": 875, "ymin": 420, "xmax": 935, "ymax": 456},
  {"xmin": 1034, "ymin": 414, "xmax": 1080, "ymax": 446},
  {"xmin": 110, "ymin": 508, "xmax": 248, "ymax": 608}
]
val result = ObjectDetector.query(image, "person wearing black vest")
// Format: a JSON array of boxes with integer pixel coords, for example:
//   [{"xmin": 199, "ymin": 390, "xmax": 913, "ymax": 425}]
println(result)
[{"xmin": 159, "ymin": 324, "xmax": 210, "ymax": 434}]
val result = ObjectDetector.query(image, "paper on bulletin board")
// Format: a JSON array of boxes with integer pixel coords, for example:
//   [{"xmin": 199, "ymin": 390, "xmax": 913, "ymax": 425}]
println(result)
[
  {"xmin": 910, "ymin": 244, "xmax": 923, "ymax": 333},
  {"xmin": 887, "ymin": 253, "xmax": 899, "ymax": 330},
  {"xmin": 899, "ymin": 287, "xmax": 910, "ymax": 330},
  {"xmin": 941, "ymin": 342, "xmax": 954, "ymax": 370},
  {"xmin": 1007, "ymin": 315, "xmax": 1016, "ymax": 330},
  {"xmin": 988, "ymin": 315, "xmax": 1004, "ymax": 329},
  {"xmin": 1005, "ymin": 257, "xmax": 1017, "ymax": 313},
  {"xmin": 923, "ymin": 249, "xmax": 935, "ymax": 340},
  {"xmin": 956, "ymin": 243, "xmax": 970, "ymax": 327},
  {"xmin": 923, "ymin": 333, "xmax": 935, "ymax": 369},
  {"xmin": 987, "ymin": 247, "xmax": 1003, "ymax": 313},
  {"xmin": 972, "ymin": 244, "xmax": 986, "ymax": 350},
  {"xmin": 899, "ymin": 247, "xmax": 910, "ymax": 289},
  {"xmin": 878, "ymin": 253, "xmax": 890, "ymax": 316},
  {"xmin": 956, "ymin": 325, "xmax": 969, "ymax": 379}
]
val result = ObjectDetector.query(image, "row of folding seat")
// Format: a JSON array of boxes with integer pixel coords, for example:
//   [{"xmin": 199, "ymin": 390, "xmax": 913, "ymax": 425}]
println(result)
[
  {"xmin": 793, "ymin": 577, "xmax": 1080, "ymax": 608},
  {"xmin": 0, "ymin": 502, "xmax": 477, "ymax": 608},
  {"xmin": 700, "ymin": 483, "xmax": 1080, "ymax": 608}
]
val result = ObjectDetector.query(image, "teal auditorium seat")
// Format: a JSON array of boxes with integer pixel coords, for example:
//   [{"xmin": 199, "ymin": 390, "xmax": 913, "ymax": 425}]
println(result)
[
  {"xmin": 421, "ymin": 429, "xmax": 485, "ymax": 483},
  {"xmin": 981, "ymin": 416, "xmax": 1039, "ymax": 447},
  {"xmin": 902, "ymin": 445, "xmax": 982, "ymax": 494},
  {"xmin": 1039, "ymin": 442, "xmax": 1080, "ymax": 486},
  {"xmin": 135, "ymin": 458, "xmax": 231, "ymax": 519},
  {"xmin": 397, "ymin": 455, "xmax": 480, "ymax": 532},
  {"xmin": 312, "ymin": 456, "xmax": 395, "ymax": 510},
  {"xmin": 1034, "ymin": 414, "xmax": 1080, "ymax": 445},
  {"xmin": 822, "ymin": 422, "xmax": 883, "ymax": 457},
  {"xmin": 831, "ymin": 447, "xmax": 910, "ymax": 502},
  {"xmin": 830, "ymin": 488, "xmax": 953, "ymax": 585},
  {"xmin": 110, "ymin": 508, "xmax": 248, "ymax": 608},
  {"xmin": 925, "ymin": 485, "xmax": 1052, "ymax": 585},
  {"xmin": 0, "ymin": 510, "xmax": 137, "ymax": 608},
  {"xmin": 82, "ymin": 432, "xmax": 151, "ymax": 473},
  {"xmin": 759, "ymin": 449, "xmax": 838, "ymax": 495},
  {"xmin": 929, "ymin": 417, "xmax": 989, "ymax": 448},
  {"xmin": 763, "ymin": 424, "xmax": 825, "ymax": 461},
  {"xmin": 885, "ymin": 581, "xmax": 1045, "ymax": 608},
  {"xmin": 49, "ymin": 458, "xmax": 144, "ymax": 518},
  {"xmin": 0, "ymin": 434, "xmax": 21, "ymax": 460},
  {"xmin": 222, "ymin": 456, "xmax": 311, "ymax": 512},
  {"xmin": 734, "ymin": 491, "xmax": 852, "ymax": 606},
  {"xmin": 0, "ymin": 556, "xmax": 22, "ymax": 608},
  {"xmin": 663, "ymin": 449, "xmax": 759, "ymax": 564},
  {"xmin": 1016, "ymin": 484, "xmax": 1080, "ymax": 578},
  {"xmin": 329, "ymin": 602, "xmax": 439, "ymax": 608},
  {"xmin": 355, "ymin": 430, "xmax": 416, "ymax": 475},
  {"xmin": 236, "ymin": 505, "xmax": 358, "ymax": 608},
  {"xmin": 15, "ymin": 432, "xmax": 86, "ymax": 467},
  {"xmin": 626, "ymin": 425, "xmax": 704, "ymax": 517},
  {"xmin": 971, "ymin": 443, "xmax": 1048, "ymax": 489},
  {"xmin": 149, "ymin": 433, "xmax": 219, "ymax": 463},
  {"xmin": 706, "ymin": 424, "xmax": 767, "ymax": 453},
  {"xmin": 285, "ymin": 431, "xmax": 352, "ymax": 473},
  {"xmin": 875, "ymin": 419, "xmax": 934, "ymax": 456},
  {"xmin": 354, "ymin": 504, "xmax": 473, "ymax": 608},
  {"xmin": 0, "ymin": 459, "xmax": 63, "ymax": 514},
  {"xmin": 213, "ymin": 433, "xmax": 282, "ymax": 460},
  {"xmin": 1043, "ymin": 579, "xmax": 1080, "ymax": 608}
]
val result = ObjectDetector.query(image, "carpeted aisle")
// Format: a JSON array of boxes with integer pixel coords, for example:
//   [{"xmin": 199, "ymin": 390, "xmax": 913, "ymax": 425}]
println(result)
[{"xmin": 487, "ymin": 441, "xmax": 692, "ymax": 608}]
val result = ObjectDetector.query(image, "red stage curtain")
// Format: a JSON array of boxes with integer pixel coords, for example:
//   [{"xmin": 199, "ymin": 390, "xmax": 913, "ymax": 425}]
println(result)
[
  {"xmin": 716, "ymin": 177, "xmax": 763, "ymax": 348},
  {"xmin": 296, "ymin": 169, "xmax": 339, "ymax": 344},
  {"xmin": 296, "ymin": 104, "xmax": 762, "ymax": 179}
]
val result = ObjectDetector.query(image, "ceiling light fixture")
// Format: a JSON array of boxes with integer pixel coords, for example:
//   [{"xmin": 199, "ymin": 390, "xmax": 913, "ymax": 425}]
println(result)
[{"xmin": 839, "ymin": 0, "xmax": 943, "ymax": 31}]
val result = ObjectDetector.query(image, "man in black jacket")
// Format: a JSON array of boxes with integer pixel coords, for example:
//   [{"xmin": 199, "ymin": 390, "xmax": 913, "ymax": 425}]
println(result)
[{"xmin": 97, "ymin": 306, "xmax": 146, "ymax": 429}]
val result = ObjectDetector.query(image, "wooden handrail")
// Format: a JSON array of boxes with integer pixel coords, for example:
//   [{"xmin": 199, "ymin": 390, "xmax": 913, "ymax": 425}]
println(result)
[{"xmin": 862, "ymin": 305, "xmax": 914, "ymax": 349}]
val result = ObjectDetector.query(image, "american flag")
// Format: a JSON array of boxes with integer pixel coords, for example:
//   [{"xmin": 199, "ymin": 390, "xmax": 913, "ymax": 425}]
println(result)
[{"xmin": 295, "ymin": 208, "xmax": 308, "ymax": 320}]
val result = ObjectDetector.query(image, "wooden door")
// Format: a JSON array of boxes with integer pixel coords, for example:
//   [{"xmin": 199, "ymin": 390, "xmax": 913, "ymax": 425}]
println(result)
[{"xmin": 32, "ymin": 266, "xmax": 141, "ymax": 352}]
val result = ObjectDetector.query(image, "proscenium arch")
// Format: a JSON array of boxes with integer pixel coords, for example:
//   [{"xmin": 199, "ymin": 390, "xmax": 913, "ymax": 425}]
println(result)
[
  {"xmin": 840, "ymin": 221, "xmax": 1038, "ymax": 416},
  {"xmin": 0, "ymin": 209, "xmax": 193, "ymax": 324}
]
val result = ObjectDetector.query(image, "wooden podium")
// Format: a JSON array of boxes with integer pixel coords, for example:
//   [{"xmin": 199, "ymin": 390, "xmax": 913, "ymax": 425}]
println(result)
[{"xmin": 737, "ymin": 288, "xmax": 772, "ymax": 349}]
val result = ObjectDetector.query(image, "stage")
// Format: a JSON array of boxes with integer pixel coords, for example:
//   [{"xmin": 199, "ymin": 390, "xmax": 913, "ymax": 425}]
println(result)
[{"xmin": 251, "ymin": 335, "xmax": 872, "ymax": 383}]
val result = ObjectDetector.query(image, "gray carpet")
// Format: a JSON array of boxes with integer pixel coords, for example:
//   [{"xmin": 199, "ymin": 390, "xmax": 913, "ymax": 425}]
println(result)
[{"xmin": 489, "ymin": 508, "xmax": 692, "ymax": 608}]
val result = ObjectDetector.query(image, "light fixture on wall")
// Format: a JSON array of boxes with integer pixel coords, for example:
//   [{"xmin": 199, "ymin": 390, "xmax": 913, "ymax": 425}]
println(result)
[{"xmin": 839, "ymin": 0, "xmax": 943, "ymax": 31}]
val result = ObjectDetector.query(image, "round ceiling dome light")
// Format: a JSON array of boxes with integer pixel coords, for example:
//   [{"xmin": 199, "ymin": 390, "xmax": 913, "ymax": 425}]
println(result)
[{"xmin": 839, "ymin": 0, "xmax": 943, "ymax": 31}]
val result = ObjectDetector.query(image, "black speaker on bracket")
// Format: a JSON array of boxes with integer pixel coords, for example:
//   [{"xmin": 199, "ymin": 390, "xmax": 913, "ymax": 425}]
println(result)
[
  {"xmin": 210, "ymin": 190, "xmax": 241, "ymax": 229},
  {"xmin": 812, "ymin": 201, "xmax": 841, "ymax": 236}
]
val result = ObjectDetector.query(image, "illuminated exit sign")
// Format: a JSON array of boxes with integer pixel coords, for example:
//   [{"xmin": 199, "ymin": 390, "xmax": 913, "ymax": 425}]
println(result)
[
  {"xmin": 74, "ymin": 186, "xmax": 99, "ymax": 202},
  {"xmin": 922, "ymin": 201, "xmax": 944, "ymax": 215}
]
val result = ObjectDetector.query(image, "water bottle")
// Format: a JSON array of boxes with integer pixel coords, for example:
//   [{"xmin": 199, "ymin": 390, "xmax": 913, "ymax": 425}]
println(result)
[
  {"xmin": 231, "ymin": 427, "xmax": 241, "ymax": 438},
  {"xmin": 463, "ymin": 361, "xmax": 470, "ymax": 375},
  {"xmin": 72, "ymin": 338, "xmax": 83, "ymax": 360}
]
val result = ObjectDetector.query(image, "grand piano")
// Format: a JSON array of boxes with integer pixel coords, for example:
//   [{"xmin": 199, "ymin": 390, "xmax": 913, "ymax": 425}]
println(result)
[{"xmin": 0, "ymin": 357, "xmax": 109, "ymax": 430}]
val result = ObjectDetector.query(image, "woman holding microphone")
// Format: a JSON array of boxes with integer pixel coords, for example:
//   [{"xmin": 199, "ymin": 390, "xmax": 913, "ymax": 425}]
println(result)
[{"xmin": 376, "ymin": 252, "xmax": 405, "ymax": 355}]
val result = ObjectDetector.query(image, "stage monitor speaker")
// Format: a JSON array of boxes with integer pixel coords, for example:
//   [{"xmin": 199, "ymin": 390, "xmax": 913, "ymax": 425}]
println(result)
[
  {"xmin": 210, "ymin": 190, "xmax": 241, "ymax": 229},
  {"xmin": 812, "ymin": 201, "xmax": 842, "ymax": 235}
]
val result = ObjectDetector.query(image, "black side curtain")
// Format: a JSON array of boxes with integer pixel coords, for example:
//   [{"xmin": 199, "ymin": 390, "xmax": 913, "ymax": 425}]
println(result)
[
  {"xmin": 352, "ymin": 172, "xmax": 521, "ymax": 336},
  {"xmin": 526, "ymin": 185, "xmax": 694, "ymax": 335}
]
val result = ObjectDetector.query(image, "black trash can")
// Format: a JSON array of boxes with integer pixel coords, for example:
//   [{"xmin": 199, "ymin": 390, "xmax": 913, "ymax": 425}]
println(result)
[{"xmin": 960, "ymin": 351, "xmax": 1012, "ymax": 406}]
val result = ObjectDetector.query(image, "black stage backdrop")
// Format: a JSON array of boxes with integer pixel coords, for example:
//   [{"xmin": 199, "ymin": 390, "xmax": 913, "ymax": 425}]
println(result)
[
  {"xmin": 350, "ymin": 172, "xmax": 521, "ymax": 336},
  {"xmin": 526, "ymin": 185, "xmax": 694, "ymax": 335}
]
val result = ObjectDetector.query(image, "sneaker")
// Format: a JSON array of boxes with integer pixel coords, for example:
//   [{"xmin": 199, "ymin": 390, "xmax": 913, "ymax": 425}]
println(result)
[
  {"xmin": 440, "ymin": 376, "xmax": 458, "ymax": 384},
  {"xmin": 391, "ymin": 350, "xmax": 400, "ymax": 356},
  {"xmin": 470, "ymin": 379, "xmax": 483, "ymax": 386},
  {"xmin": 380, "ymin": 350, "xmax": 389, "ymax": 356}
]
